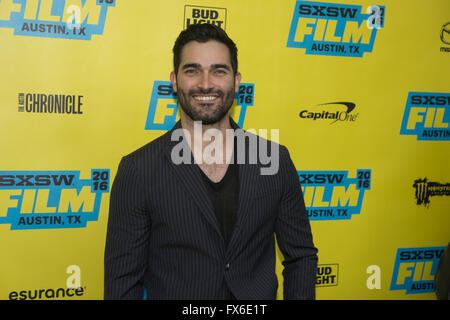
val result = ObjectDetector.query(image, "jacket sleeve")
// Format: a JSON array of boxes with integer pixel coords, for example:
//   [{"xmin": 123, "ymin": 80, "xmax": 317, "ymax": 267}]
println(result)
[
  {"xmin": 104, "ymin": 155, "xmax": 151, "ymax": 299},
  {"xmin": 274, "ymin": 146, "xmax": 318, "ymax": 300}
]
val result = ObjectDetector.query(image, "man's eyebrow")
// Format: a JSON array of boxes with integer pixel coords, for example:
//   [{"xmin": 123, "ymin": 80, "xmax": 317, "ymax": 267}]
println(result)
[
  {"xmin": 181, "ymin": 63, "xmax": 202, "ymax": 70},
  {"xmin": 181, "ymin": 63, "xmax": 231, "ymax": 71},
  {"xmin": 210, "ymin": 64, "xmax": 231, "ymax": 71}
]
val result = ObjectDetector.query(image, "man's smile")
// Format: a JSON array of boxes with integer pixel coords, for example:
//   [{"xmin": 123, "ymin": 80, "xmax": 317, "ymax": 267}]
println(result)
[{"xmin": 191, "ymin": 93, "xmax": 222, "ymax": 104}]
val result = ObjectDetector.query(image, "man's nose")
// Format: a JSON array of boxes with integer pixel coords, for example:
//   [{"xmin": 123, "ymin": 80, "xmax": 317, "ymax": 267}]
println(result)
[{"xmin": 198, "ymin": 72, "xmax": 213, "ymax": 91}]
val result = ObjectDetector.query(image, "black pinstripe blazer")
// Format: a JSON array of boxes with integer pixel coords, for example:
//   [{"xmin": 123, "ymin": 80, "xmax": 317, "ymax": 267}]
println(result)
[{"xmin": 104, "ymin": 119, "xmax": 318, "ymax": 300}]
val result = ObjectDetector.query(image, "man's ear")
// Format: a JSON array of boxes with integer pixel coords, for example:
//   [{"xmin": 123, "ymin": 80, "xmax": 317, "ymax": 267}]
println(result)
[
  {"xmin": 234, "ymin": 72, "xmax": 242, "ymax": 93},
  {"xmin": 170, "ymin": 71, "xmax": 177, "ymax": 93}
]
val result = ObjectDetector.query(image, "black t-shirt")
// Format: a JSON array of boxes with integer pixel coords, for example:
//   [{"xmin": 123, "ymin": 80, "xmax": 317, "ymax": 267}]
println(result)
[
  {"xmin": 199, "ymin": 147, "xmax": 239, "ymax": 249},
  {"xmin": 198, "ymin": 141, "xmax": 239, "ymax": 300}
]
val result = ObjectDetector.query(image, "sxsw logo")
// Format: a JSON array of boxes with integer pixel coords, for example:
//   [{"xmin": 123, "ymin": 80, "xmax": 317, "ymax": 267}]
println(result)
[
  {"xmin": 0, "ymin": 169, "xmax": 109, "ymax": 230},
  {"xmin": 400, "ymin": 92, "xmax": 450, "ymax": 141},
  {"xmin": 0, "ymin": 0, "xmax": 115, "ymax": 40},
  {"xmin": 390, "ymin": 246, "xmax": 445, "ymax": 294},
  {"xmin": 287, "ymin": 1, "xmax": 385, "ymax": 57},
  {"xmin": 145, "ymin": 81, "xmax": 255, "ymax": 131},
  {"xmin": 299, "ymin": 169, "xmax": 371, "ymax": 220}
]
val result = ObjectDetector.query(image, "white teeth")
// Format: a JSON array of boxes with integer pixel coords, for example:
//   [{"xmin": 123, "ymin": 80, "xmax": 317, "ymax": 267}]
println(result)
[{"xmin": 194, "ymin": 96, "xmax": 217, "ymax": 101}]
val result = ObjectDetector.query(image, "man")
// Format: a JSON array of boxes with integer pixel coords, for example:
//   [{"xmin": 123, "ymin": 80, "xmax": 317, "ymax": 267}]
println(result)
[{"xmin": 104, "ymin": 23, "xmax": 317, "ymax": 300}]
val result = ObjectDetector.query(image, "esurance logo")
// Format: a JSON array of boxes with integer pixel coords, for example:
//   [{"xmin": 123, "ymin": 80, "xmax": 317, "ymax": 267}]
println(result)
[
  {"xmin": 0, "ymin": 0, "xmax": 115, "ymax": 40},
  {"xmin": 390, "ymin": 246, "xmax": 445, "ymax": 294},
  {"xmin": 287, "ymin": 1, "xmax": 385, "ymax": 57},
  {"xmin": 400, "ymin": 92, "xmax": 450, "ymax": 141},
  {"xmin": 144, "ymin": 81, "xmax": 255, "ymax": 131},
  {"xmin": 0, "ymin": 169, "xmax": 109, "ymax": 230},
  {"xmin": 299, "ymin": 169, "xmax": 371, "ymax": 220}
]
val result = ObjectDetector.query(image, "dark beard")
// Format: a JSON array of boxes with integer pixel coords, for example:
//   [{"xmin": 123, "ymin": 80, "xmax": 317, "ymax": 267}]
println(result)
[{"xmin": 177, "ymin": 87, "xmax": 235, "ymax": 125}]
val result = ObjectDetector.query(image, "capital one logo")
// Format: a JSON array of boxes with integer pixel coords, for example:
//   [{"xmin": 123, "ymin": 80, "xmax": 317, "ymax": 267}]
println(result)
[
  {"xmin": 145, "ymin": 81, "xmax": 255, "ymax": 131},
  {"xmin": 0, "ymin": 0, "xmax": 115, "ymax": 40}
]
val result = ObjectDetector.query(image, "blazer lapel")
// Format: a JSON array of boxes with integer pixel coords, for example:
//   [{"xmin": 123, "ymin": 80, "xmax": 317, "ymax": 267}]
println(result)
[
  {"xmin": 226, "ymin": 121, "xmax": 260, "ymax": 256},
  {"xmin": 161, "ymin": 118, "xmax": 261, "ymax": 252},
  {"xmin": 162, "ymin": 122, "xmax": 222, "ymax": 238}
]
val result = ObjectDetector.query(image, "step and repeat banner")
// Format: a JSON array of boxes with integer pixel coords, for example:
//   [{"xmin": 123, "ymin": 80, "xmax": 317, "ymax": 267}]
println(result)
[{"xmin": 0, "ymin": 0, "xmax": 449, "ymax": 300}]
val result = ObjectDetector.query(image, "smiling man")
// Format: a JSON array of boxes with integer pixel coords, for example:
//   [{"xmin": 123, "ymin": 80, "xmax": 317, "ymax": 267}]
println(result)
[
  {"xmin": 172, "ymin": 40, "xmax": 239, "ymax": 126},
  {"xmin": 170, "ymin": 31, "xmax": 241, "ymax": 183},
  {"xmin": 104, "ymin": 23, "xmax": 317, "ymax": 300}
]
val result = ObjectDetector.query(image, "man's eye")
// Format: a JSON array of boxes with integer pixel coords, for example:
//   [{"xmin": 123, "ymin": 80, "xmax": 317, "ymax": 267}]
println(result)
[
  {"xmin": 214, "ymin": 69, "xmax": 227, "ymax": 75},
  {"xmin": 185, "ymin": 69, "xmax": 197, "ymax": 75}
]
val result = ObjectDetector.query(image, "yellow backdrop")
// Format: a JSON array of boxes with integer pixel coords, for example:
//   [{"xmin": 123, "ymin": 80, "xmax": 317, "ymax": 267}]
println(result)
[{"xmin": 0, "ymin": 0, "xmax": 449, "ymax": 300}]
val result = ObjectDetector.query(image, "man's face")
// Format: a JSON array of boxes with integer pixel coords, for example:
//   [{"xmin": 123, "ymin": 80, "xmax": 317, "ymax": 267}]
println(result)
[{"xmin": 170, "ymin": 40, "xmax": 241, "ymax": 125}]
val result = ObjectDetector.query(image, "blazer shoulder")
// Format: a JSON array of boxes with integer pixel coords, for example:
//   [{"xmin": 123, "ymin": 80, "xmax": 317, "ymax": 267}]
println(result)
[
  {"xmin": 122, "ymin": 130, "xmax": 170, "ymax": 166},
  {"xmin": 235, "ymin": 128, "xmax": 286, "ymax": 152},
  {"xmin": 248, "ymin": 129, "xmax": 291, "ymax": 162}
]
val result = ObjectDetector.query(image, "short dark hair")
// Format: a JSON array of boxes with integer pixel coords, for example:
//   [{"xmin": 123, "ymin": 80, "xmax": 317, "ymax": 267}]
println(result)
[{"xmin": 172, "ymin": 24, "xmax": 238, "ymax": 76}]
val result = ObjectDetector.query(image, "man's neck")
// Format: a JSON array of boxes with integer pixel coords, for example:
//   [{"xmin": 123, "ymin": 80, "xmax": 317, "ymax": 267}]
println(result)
[
  {"xmin": 180, "ymin": 112, "xmax": 232, "ymax": 133},
  {"xmin": 180, "ymin": 113, "xmax": 234, "ymax": 169}
]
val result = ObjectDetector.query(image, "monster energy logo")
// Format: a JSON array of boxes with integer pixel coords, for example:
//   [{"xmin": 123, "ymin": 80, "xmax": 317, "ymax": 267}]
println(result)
[{"xmin": 413, "ymin": 178, "xmax": 450, "ymax": 207}]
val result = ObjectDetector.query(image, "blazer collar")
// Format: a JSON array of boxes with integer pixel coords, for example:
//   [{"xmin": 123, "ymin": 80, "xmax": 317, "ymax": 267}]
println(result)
[
  {"xmin": 162, "ymin": 117, "xmax": 260, "ymax": 252},
  {"xmin": 162, "ymin": 120, "xmax": 218, "ymax": 236}
]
